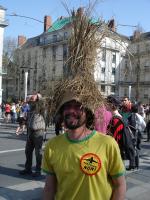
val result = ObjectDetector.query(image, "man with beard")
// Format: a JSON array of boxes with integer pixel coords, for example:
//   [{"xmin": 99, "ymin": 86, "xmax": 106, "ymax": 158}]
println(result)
[{"xmin": 42, "ymin": 97, "xmax": 126, "ymax": 200}]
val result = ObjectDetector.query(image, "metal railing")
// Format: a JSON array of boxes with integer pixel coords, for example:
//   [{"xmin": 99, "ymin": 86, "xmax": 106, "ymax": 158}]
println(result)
[{"xmin": 40, "ymin": 36, "xmax": 68, "ymax": 46}]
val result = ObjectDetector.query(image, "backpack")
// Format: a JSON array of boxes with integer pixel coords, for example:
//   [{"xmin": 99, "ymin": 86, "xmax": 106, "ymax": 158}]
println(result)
[
  {"xmin": 127, "ymin": 113, "xmax": 137, "ymax": 133},
  {"xmin": 107, "ymin": 115, "xmax": 135, "ymax": 160},
  {"xmin": 28, "ymin": 113, "xmax": 46, "ymax": 131}
]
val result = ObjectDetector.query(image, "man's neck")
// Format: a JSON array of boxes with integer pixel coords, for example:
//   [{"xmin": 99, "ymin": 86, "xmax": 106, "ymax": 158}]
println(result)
[{"xmin": 67, "ymin": 126, "xmax": 92, "ymax": 140}]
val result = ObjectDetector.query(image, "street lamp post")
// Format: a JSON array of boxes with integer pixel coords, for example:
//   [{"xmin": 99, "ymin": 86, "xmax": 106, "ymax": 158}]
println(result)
[
  {"xmin": 24, "ymin": 71, "xmax": 28, "ymax": 101},
  {"xmin": 129, "ymin": 85, "xmax": 131, "ymax": 100}
]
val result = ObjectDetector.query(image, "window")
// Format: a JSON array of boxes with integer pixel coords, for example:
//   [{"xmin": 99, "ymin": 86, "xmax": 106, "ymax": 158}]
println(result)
[
  {"xmin": 52, "ymin": 46, "xmax": 56, "ymax": 59},
  {"xmin": 63, "ymin": 44, "xmax": 68, "ymax": 58},
  {"xmin": 21, "ymin": 70, "xmax": 24, "ymax": 90},
  {"xmin": 111, "ymin": 86, "xmax": 115, "ymax": 93},
  {"xmin": 125, "ymin": 60, "xmax": 128, "ymax": 68},
  {"xmin": 112, "ymin": 67, "xmax": 116, "ymax": 75},
  {"xmin": 112, "ymin": 52, "xmax": 116, "ymax": 63},
  {"xmin": 34, "ymin": 62, "xmax": 37, "ymax": 69},
  {"xmin": 27, "ymin": 70, "xmax": 30, "ymax": 90},
  {"xmin": 144, "ymin": 94, "xmax": 148, "ymax": 99},
  {"xmin": 102, "ymin": 48, "xmax": 106, "ymax": 61},
  {"xmin": 101, "ymin": 67, "xmax": 105, "ymax": 73},
  {"xmin": 21, "ymin": 70, "xmax": 24, "ymax": 83},
  {"xmin": 64, "ymin": 32, "xmax": 68, "ymax": 40},
  {"xmin": 53, "ymin": 35, "xmax": 57, "ymax": 42},
  {"xmin": 33, "ymin": 70, "xmax": 37, "ymax": 91},
  {"xmin": 27, "ymin": 52, "xmax": 31, "ymax": 65},
  {"xmin": 16, "ymin": 78, "xmax": 18, "ymax": 91},
  {"xmin": 124, "ymin": 89, "xmax": 127, "ymax": 97},
  {"xmin": 42, "ymin": 48, "xmax": 46, "ymax": 58},
  {"xmin": 35, "ymin": 50, "xmax": 38, "ymax": 60},
  {"xmin": 36, "ymin": 38, "xmax": 40, "ymax": 45},
  {"xmin": 63, "ymin": 64, "xmax": 68, "ymax": 76},
  {"xmin": 22, "ymin": 54, "xmax": 25, "ymax": 66},
  {"xmin": 101, "ymin": 85, "xmax": 105, "ymax": 92},
  {"xmin": 144, "ymin": 65, "xmax": 150, "ymax": 72}
]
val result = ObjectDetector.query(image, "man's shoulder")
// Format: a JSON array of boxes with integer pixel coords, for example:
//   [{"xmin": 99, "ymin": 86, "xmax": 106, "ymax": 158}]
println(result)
[
  {"xmin": 46, "ymin": 134, "xmax": 66, "ymax": 146},
  {"xmin": 95, "ymin": 131, "xmax": 116, "ymax": 143}
]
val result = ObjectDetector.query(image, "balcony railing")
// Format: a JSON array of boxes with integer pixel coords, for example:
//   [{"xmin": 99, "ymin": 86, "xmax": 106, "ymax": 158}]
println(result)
[
  {"xmin": 40, "ymin": 36, "xmax": 68, "ymax": 46},
  {"xmin": 118, "ymin": 81, "xmax": 150, "ymax": 85}
]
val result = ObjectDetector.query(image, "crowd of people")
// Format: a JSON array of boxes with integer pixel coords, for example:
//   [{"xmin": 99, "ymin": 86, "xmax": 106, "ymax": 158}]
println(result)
[
  {"xmin": 0, "ymin": 95, "xmax": 150, "ymax": 199},
  {"xmin": 52, "ymin": 96, "xmax": 150, "ymax": 172},
  {"xmin": 42, "ymin": 94, "xmax": 149, "ymax": 200},
  {"xmin": 105, "ymin": 96, "xmax": 147, "ymax": 170},
  {"xmin": 0, "ymin": 101, "xmax": 30, "ymax": 130},
  {"xmin": 0, "ymin": 94, "xmax": 47, "ymax": 178}
]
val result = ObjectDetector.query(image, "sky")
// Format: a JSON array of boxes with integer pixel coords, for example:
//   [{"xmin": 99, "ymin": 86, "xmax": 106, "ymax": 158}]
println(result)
[{"xmin": 0, "ymin": 0, "xmax": 150, "ymax": 40}]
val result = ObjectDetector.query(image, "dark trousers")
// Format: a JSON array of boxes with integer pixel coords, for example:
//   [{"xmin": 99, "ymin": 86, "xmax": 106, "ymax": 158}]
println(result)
[
  {"xmin": 128, "ymin": 147, "xmax": 136, "ymax": 167},
  {"xmin": 148, "ymin": 129, "xmax": 150, "ymax": 141},
  {"xmin": 137, "ymin": 131, "xmax": 142, "ymax": 150},
  {"xmin": 25, "ymin": 129, "xmax": 43, "ymax": 172},
  {"xmin": 128, "ymin": 146, "xmax": 139, "ymax": 168},
  {"xmin": 146, "ymin": 121, "xmax": 150, "ymax": 141}
]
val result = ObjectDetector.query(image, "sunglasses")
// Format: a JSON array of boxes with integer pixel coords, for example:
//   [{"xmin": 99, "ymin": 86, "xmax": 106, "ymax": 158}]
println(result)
[{"xmin": 63, "ymin": 101, "xmax": 83, "ymax": 111}]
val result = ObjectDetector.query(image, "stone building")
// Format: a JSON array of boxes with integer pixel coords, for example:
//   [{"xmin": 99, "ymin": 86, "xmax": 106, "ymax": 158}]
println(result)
[
  {"xmin": 13, "ymin": 13, "xmax": 129, "ymax": 100},
  {"xmin": 14, "ymin": 15, "xmax": 72, "ymax": 99},
  {"xmin": 119, "ymin": 31, "xmax": 150, "ymax": 103}
]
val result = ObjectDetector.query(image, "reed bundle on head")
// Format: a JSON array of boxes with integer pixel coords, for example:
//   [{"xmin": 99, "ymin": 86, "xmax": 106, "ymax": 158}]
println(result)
[
  {"xmin": 47, "ymin": 6, "xmax": 109, "ymax": 118},
  {"xmin": 66, "ymin": 7, "xmax": 106, "ymax": 78}
]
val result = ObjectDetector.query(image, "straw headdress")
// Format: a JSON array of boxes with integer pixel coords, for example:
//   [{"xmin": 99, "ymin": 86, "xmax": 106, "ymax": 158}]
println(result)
[{"xmin": 48, "ymin": 6, "xmax": 107, "ymax": 119}]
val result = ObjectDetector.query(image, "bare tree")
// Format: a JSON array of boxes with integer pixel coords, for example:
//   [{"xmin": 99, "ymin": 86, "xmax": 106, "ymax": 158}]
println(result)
[
  {"xmin": 131, "ymin": 25, "xmax": 143, "ymax": 101},
  {"xmin": 2, "ymin": 37, "xmax": 17, "ymax": 101}
]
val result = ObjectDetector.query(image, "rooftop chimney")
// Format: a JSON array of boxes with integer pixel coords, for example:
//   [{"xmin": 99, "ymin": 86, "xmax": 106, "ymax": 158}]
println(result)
[
  {"xmin": 44, "ymin": 16, "xmax": 52, "ymax": 32},
  {"xmin": 133, "ymin": 30, "xmax": 141, "ymax": 41},
  {"xmin": 18, "ymin": 35, "xmax": 26, "ymax": 47},
  {"xmin": 77, "ymin": 7, "xmax": 84, "ymax": 16}
]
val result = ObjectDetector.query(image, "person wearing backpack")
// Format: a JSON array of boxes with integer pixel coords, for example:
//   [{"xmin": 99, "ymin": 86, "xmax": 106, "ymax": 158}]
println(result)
[
  {"xmin": 129, "ymin": 105, "xmax": 146, "ymax": 150},
  {"xmin": 19, "ymin": 96, "xmax": 46, "ymax": 177},
  {"xmin": 107, "ymin": 96, "xmax": 136, "ymax": 170}
]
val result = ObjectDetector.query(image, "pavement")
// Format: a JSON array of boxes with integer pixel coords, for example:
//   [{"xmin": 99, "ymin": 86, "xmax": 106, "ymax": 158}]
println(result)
[
  {"xmin": 0, "ymin": 120, "xmax": 150, "ymax": 200},
  {"xmin": 125, "ymin": 139, "xmax": 150, "ymax": 200}
]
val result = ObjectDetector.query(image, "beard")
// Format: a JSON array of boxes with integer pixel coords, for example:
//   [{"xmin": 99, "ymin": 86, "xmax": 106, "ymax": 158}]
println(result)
[{"xmin": 63, "ymin": 113, "xmax": 86, "ymax": 130}]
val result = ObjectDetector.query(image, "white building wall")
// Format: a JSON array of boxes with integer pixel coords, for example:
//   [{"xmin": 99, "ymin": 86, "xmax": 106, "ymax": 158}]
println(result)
[
  {"xmin": 94, "ymin": 36, "xmax": 129, "ymax": 97},
  {"xmin": 15, "ymin": 23, "xmax": 129, "ymax": 100},
  {"xmin": 0, "ymin": 6, "xmax": 8, "ymax": 105},
  {"xmin": 0, "ymin": 28, "xmax": 4, "ymax": 102}
]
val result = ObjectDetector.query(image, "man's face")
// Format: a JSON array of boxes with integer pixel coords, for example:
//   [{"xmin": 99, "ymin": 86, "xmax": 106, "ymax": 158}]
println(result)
[
  {"xmin": 122, "ymin": 98, "xmax": 129, "ymax": 106},
  {"xmin": 62, "ymin": 100, "xmax": 86, "ymax": 130}
]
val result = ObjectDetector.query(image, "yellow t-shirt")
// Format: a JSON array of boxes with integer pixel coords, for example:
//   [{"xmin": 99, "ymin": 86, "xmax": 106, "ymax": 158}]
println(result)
[{"xmin": 42, "ymin": 130, "xmax": 125, "ymax": 200}]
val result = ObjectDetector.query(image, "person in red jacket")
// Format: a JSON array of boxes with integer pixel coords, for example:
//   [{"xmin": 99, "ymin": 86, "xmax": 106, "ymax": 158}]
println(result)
[{"xmin": 5, "ymin": 103, "xmax": 11, "ymax": 123}]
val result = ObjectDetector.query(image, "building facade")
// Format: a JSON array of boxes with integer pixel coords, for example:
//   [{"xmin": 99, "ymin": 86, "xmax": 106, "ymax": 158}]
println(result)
[
  {"xmin": 119, "ymin": 31, "xmax": 150, "ymax": 103},
  {"xmin": 12, "ymin": 15, "xmax": 129, "ymax": 100},
  {"xmin": 94, "ymin": 34, "xmax": 129, "ymax": 97},
  {"xmin": 14, "ymin": 16, "xmax": 71, "ymax": 99},
  {"xmin": 0, "ymin": 5, "xmax": 8, "ymax": 104}
]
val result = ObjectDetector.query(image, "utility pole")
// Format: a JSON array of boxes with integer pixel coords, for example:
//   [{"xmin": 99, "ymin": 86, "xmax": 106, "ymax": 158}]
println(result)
[{"xmin": 24, "ymin": 71, "xmax": 28, "ymax": 101}]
